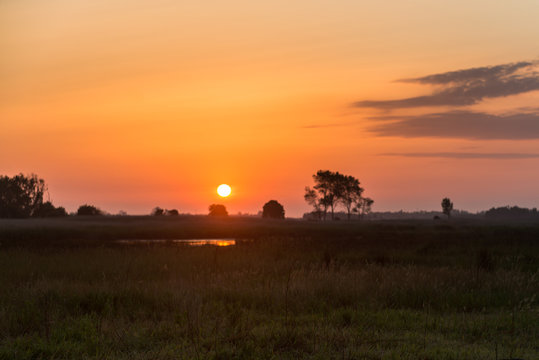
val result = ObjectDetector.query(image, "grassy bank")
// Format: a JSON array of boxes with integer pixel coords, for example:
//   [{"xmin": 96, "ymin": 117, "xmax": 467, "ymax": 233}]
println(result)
[{"xmin": 0, "ymin": 218, "xmax": 537, "ymax": 359}]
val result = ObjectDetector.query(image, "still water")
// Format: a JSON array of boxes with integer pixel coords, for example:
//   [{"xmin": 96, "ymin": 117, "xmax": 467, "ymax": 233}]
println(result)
[{"xmin": 115, "ymin": 239, "xmax": 235, "ymax": 246}]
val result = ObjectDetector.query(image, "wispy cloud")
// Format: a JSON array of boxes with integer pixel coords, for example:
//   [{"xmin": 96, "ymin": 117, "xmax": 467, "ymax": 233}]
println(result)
[
  {"xmin": 354, "ymin": 61, "xmax": 539, "ymax": 109},
  {"xmin": 380, "ymin": 152, "xmax": 539, "ymax": 159},
  {"xmin": 368, "ymin": 110, "xmax": 539, "ymax": 140}
]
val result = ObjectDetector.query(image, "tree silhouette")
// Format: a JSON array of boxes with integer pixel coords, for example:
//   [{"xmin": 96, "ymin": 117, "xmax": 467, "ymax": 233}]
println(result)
[
  {"xmin": 262, "ymin": 200, "xmax": 285, "ymax": 219},
  {"xmin": 304, "ymin": 186, "xmax": 323, "ymax": 220},
  {"xmin": 339, "ymin": 175, "xmax": 364, "ymax": 220},
  {"xmin": 208, "ymin": 204, "xmax": 228, "ymax": 216},
  {"xmin": 308, "ymin": 170, "xmax": 345, "ymax": 220},
  {"xmin": 354, "ymin": 197, "xmax": 374, "ymax": 220},
  {"xmin": 315, "ymin": 170, "xmax": 340, "ymax": 220},
  {"xmin": 441, "ymin": 198, "xmax": 453, "ymax": 218},
  {"xmin": 151, "ymin": 207, "xmax": 164, "ymax": 216},
  {"xmin": 305, "ymin": 170, "xmax": 372, "ymax": 221},
  {"xmin": 0, "ymin": 173, "xmax": 46, "ymax": 218},
  {"xmin": 77, "ymin": 204, "xmax": 102, "ymax": 216}
]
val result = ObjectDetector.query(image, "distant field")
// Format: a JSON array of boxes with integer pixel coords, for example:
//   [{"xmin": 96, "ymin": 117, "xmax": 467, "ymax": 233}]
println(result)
[{"xmin": 0, "ymin": 217, "xmax": 537, "ymax": 359}]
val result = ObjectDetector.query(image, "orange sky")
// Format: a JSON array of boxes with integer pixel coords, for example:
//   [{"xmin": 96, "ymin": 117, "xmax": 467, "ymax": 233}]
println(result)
[{"xmin": 2, "ymin": 0, "xmax": 539, "ymax": 216}]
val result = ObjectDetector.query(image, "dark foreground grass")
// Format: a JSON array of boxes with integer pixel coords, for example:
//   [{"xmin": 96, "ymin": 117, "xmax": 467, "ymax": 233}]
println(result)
[{"xmin": 0, "ymin": 218, "xmax": 537, "ymax": 359}]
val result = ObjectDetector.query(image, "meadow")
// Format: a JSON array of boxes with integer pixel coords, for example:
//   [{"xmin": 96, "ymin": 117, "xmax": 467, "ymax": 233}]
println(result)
[{"xmin": 0, "ymin": 217, "xmax": 537, "ymax": 359}]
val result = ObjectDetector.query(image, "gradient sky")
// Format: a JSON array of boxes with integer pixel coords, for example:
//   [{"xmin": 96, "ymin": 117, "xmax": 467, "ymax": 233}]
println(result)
[{"xmin": 2, "ymin": 0, "xmax": 539, "ymax": 216}]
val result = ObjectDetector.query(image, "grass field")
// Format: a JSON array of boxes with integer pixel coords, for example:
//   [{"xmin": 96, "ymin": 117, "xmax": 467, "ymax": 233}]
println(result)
[{"xmin": 0, "ymin": 217, "xmax": 537, "ymax": 359}]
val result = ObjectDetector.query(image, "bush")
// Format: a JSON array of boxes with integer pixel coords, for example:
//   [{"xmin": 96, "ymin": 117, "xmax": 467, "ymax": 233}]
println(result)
[
  {"xmin": 77, "ymin": 205, "xmax": 102, "ymax": 216},
  {"xmin": 262, "ymin": 200, "xmax": 285, "ymax": 219},
  {"xmin": 34, "ymin": 201, "xmax": 68, "ymax": 217},
  {"xmin": 165, "ymin": 209, "xmax": 179, "ymax": 216},
  {"xmin": 208, "ymin": 204, "xmax": 228, "ymax": 216}
]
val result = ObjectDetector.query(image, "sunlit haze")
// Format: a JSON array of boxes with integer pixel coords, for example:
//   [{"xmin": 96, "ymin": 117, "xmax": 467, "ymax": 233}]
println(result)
[{"xmin": 2, "ymin": 0, "xmax": 539, "ymax": 216}]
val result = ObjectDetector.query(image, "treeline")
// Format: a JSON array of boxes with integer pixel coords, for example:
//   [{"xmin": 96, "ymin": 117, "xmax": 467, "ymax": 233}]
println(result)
[
  {"xmin": 336, "ymin": 209, "xmax": 476, "ymax": 221},
  {"xmin": 485, "ymin": 206, "xmax": 539, "ymax": 220},
  {"xmin": 4, "ymin": 173, "xmax": 539, "ymax": 221},
  {"xmin": 0, "ymin": 174, "xmax": 289, "ymax": 219},
  {"xmin": 313, "ymin": 207, "xmax": 539, "ymax": 221},
  {"xmin": 0, "ymin": 174, "xmax": 110, "ymax": 218}
]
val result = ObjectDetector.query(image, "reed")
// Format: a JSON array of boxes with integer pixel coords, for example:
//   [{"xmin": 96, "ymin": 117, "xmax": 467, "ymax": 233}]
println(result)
[{"xmin": 0, "ymin": 218, "xmax": 537, "ymax": 359}]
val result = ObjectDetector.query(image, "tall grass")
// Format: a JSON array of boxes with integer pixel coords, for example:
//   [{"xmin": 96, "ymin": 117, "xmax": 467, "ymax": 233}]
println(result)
[{"xmin": 0, "ymin": 219, "xmax": 537, "ymax": 359}]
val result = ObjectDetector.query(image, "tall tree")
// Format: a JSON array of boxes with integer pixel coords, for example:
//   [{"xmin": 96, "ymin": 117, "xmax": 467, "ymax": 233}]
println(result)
[
  {"xmin": 0, "ymin": 173, "xmax": 46, "ymax": 218},
  {"xmin": 339, "ymin": 175, "xmax": 364, "ymax": 220},
  {"xmin": 312, "ymin": 170, "xmax": 343, "ymax": 220},
  {"xmin": 441, "ymin": 198, "xmax": 453, "ymax": 218}
]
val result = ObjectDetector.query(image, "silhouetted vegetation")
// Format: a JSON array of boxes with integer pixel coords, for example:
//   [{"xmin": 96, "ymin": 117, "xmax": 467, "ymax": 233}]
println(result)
[
  {"xmin": 76, "ymin": 204, "xmax": 102, "ymax": 216},
  {"xmin": 151, "ymin": 207, "xmax": 179, "ymax": 216},
  {"xmin": 304, "ymin": 187, "xmax": 323, "ymax": 220},
  {"xmin": 0, "ymin": 173, "xmax": 46, "ymax": 218},
  {"xmin": 305, "ymin": 170, "xmax": 373, "ymax": 220},
  {"xmin": 208, "ymin": 204, "xmax": 228, "ymax": 216},
  {"xmin": 338, "ymin": 174, "xmax": 363, "ymax": 219},
  {"xmin": 486, "ymin": 205, "xmax": 539, "ymax": 220},
  {"xmin": 33, "ymin": 201, "xmax": 68, "ymax": 217},
  {"xmin": 360, "ymin": 209, "xmax": 477, "ymax": 221},
  {"xmin": 442, "ymin": 197, "xmax": 453, "ymax": 218},
  {"xmin": 262, "ymin": 200, "xmax": 285, "ymax": 219},
  {"xmin": 355, "ymin": 196, "xmax": 374, "ymax": 220},
  {"xmin": 306, "ymin": 170, "xmax": 340, "ymax": 220}
]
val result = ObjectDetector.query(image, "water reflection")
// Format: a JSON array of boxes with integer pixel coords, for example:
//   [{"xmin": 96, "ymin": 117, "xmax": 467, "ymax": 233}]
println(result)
[
  {"xmin": 181, "ymin": 239, "xmax": 235, "ymax": 246},
  {"xmin": 115, "ymin": 239, "xmax": 235, "ymax": 246}
]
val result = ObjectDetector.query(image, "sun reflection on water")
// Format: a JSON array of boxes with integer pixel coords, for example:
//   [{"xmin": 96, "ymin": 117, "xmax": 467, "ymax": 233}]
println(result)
[
  {"xmin": 180, "ymin": 240, "xmax": 235, "ymax": 247},
  {"xmin": 115, "ymin": 239, "xmax": 236, "ymax": 246}
]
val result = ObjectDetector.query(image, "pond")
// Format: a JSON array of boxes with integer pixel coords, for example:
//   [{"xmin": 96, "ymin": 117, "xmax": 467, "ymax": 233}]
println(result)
[{"xmin": 114, "ymin": 239, "xmax": 236, "ymax": 246}]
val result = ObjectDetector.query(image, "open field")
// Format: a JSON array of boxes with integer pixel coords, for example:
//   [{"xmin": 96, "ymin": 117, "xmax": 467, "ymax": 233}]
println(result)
[{"xmin": 0, "ymin": 217, "xmax": 537, "ymax": 359}]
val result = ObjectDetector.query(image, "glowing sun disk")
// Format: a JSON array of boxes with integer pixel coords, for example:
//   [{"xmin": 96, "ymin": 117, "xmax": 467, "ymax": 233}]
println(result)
[{"xmin": 217, "ymin": 184, "xmax": 231, "ymax": 197}]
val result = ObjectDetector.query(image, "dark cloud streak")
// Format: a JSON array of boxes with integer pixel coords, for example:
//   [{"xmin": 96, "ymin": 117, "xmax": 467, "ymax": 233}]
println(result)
[
  {"xmin": 398, "ymin": 61, "xmax": 534, "ymax": 84},
  {"xmin": 368, "ymin": 110, "xmax": 539, "ymax": 140},
  {"xmin": 354, "ymin": 61, "xmax": 539, "ymax": 109},
  {"xmin": 380, "ymin": 152, "xmax": 539, "ymax": 159}
]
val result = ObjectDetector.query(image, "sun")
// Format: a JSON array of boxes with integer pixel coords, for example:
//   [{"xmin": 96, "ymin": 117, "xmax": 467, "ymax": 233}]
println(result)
[{"xmin": 217, "ymin": 184, "xmax": 231, "ymax": 197}]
